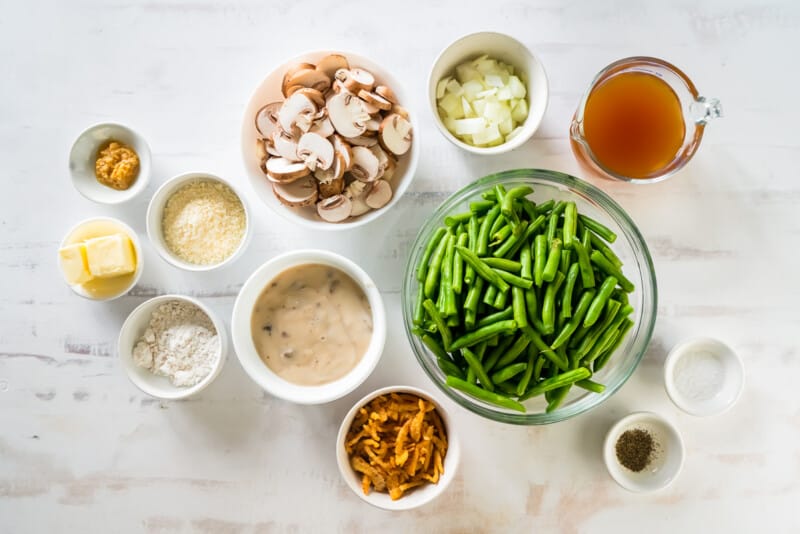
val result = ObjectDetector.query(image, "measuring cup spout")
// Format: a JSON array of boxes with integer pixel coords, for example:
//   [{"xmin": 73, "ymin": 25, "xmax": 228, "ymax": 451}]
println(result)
[{"xmin": 690, "ymin": 97, "xmax": 723, "ymax": 125}]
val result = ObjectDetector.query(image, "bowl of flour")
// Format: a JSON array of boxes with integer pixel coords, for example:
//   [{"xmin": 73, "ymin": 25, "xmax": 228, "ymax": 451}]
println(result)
[{"xmin": 118, "ymin": 295, "xmax": 227, "ymax": 399}]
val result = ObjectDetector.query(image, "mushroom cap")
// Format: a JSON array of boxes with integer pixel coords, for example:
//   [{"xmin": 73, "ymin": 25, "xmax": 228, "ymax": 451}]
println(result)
[
  {"xmin": 327, "ymin": 92, "xmax": 369, "ymax": 138},
  {"xmin": 365, "ymin": 179, "xmax": 392, "ymax": 209},
  {"xmin": 255, "ymin": 102, "xmax": 282, "ymax": 138},
  {"xmin": 265, "ymin": 157, "xmax": 311, "ymax": 183},
  {"xmin": 285, "ymin": 68, "xmax": 331, "ymax": 94},
  {"xmin": 293, "ymin": 87, "xmax": 326, "ymax": 108},
  {"xmin": 358, "ymin": 90, "xmax": 392, "ymax": 111},
  {"xmin": 347, "ymin": 135, "xmax": 378, "ymax": 147},
  {"xmin": 272, "ymin": 130, "xmax": 301, "ymax": 162},
  {"xmin": 316, "ymin": 54, "xmax": 350, "ymax": 80},
  {"xmin": 368, "ymin": 145, "xmax": 390, "ymax": 176},
  {"xmin": 255, "ymin": 138, "xmax": 268, "ymax": 165},
  {"xmin": 282, "ymin": 62, "xmax": 317, "ymax": 96},
  {"xmin": 278, "ymin": 92, "xmax": 318, "ymax": 134},
  {"xmin": 350, "ymin": 146, "xmax": 381, "ymax": 182},
  {"xmin": 379, "ymin": 113, "xmax": 413, "ymax": 156},
  {"xmin": 272, "ymin": 175, "xmax": 319, "ymax": 207},
  {"xmin": 375, "ymin": 85, "xmax": 398, "ymax": 105},
  {"xmin": 332, "ymin": 135, "xmax": 353, "ymax": 170},
  {"xmin": 297, "ymin": 132, "xmax": 335, "ymax": 171},
  {"xmin": 316, "ymin": 194, "xmax": 352, "ymax": 222}
]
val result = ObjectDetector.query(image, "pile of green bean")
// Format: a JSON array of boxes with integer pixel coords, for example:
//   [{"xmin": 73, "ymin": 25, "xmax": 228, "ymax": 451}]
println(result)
[{"xmin": 412, "ymin": 184, "xmax": 635, "ymax": 413}]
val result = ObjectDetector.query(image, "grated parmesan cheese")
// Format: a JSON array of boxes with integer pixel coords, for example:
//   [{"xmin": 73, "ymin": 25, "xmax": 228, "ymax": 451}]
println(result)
[{"xmin": 162, "ymin": 179, "xmax": 246, "ymax": 265}]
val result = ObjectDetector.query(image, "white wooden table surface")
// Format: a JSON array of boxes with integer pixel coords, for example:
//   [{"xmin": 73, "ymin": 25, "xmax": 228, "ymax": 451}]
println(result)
[{"xmin": 2, "ymin": 1, "xmax": 799, "ymax": 532}]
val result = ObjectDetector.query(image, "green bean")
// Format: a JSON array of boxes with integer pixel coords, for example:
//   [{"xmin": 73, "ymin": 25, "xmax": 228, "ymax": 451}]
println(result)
[
  {"xmin": 481, "ymin": 190, "xmax": 497, "ymax": 201},
  {"xmin": 466, "ymin": 367, "xmax": 476, "ymax": 384},
  {"xmin": 581, "ymin": 227, "xmax": 591, "ymax": 251},
  {"xmin": 417, "ymin": 227, "xmax": 446, "ymax": 282},
  {"xmin": 533, "ymin": 353, "xmax": 546, "ymax": 382},
  {"xmin": 493, "ymin": 268, "xmax": 534, "ymax": 289},
  {"xmin": 570, "ymin": 239, "xmax": 596, "ymax": 289},
  {"xmin": 491, "ymin": 224, "xmax": 512, "ymax": 245},
  {"xmin": 424, "ymin": 231, "xmax": 449, "ymax": 297},
  {"xmin": 545, "ymin": 385, "xmax": 571, "ymax": 412},
  {"xmin": 533, "ymin": 234, "xmax": 547, "ymax": 287},
  {"xmin": 593, "ymin": 318, "xmax": 634, "ymax": 371},
  {"xmin": 493, "ymin": 220, "xmax": 528, "ymax": 258},
  {"xmin": 560, "ymin": 249, "xmax": 571, "ymax": 275},
  {"xmin": 494, "ymin": 380, "xmax": 520, "ymax": 397},
  {"xmin": 464, "ymin": 276, "xmax": 485, "ymax": 313},
  {"xmin": 524, "ymin": 288, "xmax": 547, "ymax": 333},
  {"xmin": 534, "ymin": 199, "xmax": 555, "ymax": 215},
  {"xmin": 520, "ymin": 245, "xmax": 532, "ymax": 280},
  {"xmin": 465, "ymin": 215, "xmax": 479, "ymax": 284},
  {"xmin": 483, "ymin": 258, "xmax": 522, "ymax": 272},
  {"xmin": 442, "ymin": 234, "xmax": 457, "ymax": 316},
  {"xmin": 546, "ymin": 212, "xmax": 559, "ymax": 245},
  {"xmin": 563, "ymin": 201, "xmax": 577, "ymax": 248},
  {"xmin": 413, "ymin": 282, "xmax": 426, "ymax": 325},
  {"xmin": 491, "ymin": 362, "xmax": 528, "ymax": 384},
  {"xmin": 590, "ymin": 251, "xmax": 634, "ymax": 292},
  {"xmin": 446, "ymin": 314, "xmax": 459, "ymax": 327},
  {"xmin": 477, "ymin": 205, "xmax": 500, "ymax": 256},
  {"xmin": 475, "ymin": 306, "xmax": 513, "ymax": 328},
  {"xmin": 421, "ymin": 333, "xmax": 449, "ymax": 361},
  {"xmin": 520, "ymin": 214, "xmax": 547, "ymax": 243},
  {"xmin": 575, "ymin": 379, "xmax": 606, "ymax": 394},
  {"xmin": 561, "ymin": 263, "xmax": 580, "ymax": 319},
  {"xmin": 455, "ymin": 245, "xmax": 510, "ymax": 292},
  {"xmin": 489, "ymin": 214, "xmax": 507, "ymax": 238},
  {"xmin": 493, "ymin": 184, "xmax": 507, "ymax": 204},
  {"xmin": 449, "ymin": 320, "xmax": 517, "ymax": 351},
  {"xmin": 446, "ymin": 376, "xmax": 525, "ymax": 412},
  {"xmin": 464, "ymin": 308, "xmax": 477, "ymax": 331},
  {"xmin": 452, "ymin": 233, "xmax": 469, "ymax": 294},
  {"xmin": 462, "ymin": 348, "xmax": 494, "ymax": 391},
  {"xmin": 575, "ymin": 300, "xmax": 621, "ymax": 358},
  {"xmin": 423, "ymin": 299, "xmax": 452, "ymax": 350},
  {"xmin": 521, "ymin": 198, "xmax": 537, "ymax": 221},
  {"xmin": 436, "ymin": 357, "xmax": 464, "ymax": 379},
  {"xmin": 583, "ymin": 275, "xmax": 618, "ymax": 327},
  {"xmin": 583, "ymin": 312, "xmax": 629, "ymax": 364},
  {"xmin": 483, "ymin": 284, "xmax": 498, "ymax": 306},
  {"xmin": 551, "ymin": 201, "xmax": 567, "ymax": 217},
  {"xmin": 492, "ymin": 288, "xmax": 508, "ymax": 309},
  {"xmin": 578, "ymin": 214, "xmax": 617, "ymax": 243},
  {"xmin": 551, "ymin": 289, "xmax": 597, "ymax": 349},
  {"xmin": 512, "ymin": 287, "xmax": 528, "ymax": 329},
  {"xmin": 542, "ymin": 238, "xmax": 562, "ymax": 283},
  {"xmin": 516, "ymin": 350, "xmax": 536, "ymax": 396},
  {"xmin": 521, "ymin": 325, "xmax": 568, "ymax": 371},
  {"xmin": 493, "ymin": 334, "xmax": 530, "ymax": 370},
  {"xmin": 589, "ymin": 232, "xmax": 623, "ymax": 268},
  {"xmin": 486, "ymin": 335, "xmax": 500, "ymax": 347},
  {"xmin": 483, "ymin": 334, "xmax": 516, "ymax": 371},
  {"xmin": 470, "ymin": 200, "xmax": 495, "ymax": 214},
  {"xmin": 519, "ymin": 367, "xmax": 591, "ymax": 400},
  {"xmin": 541, "ymin": 271, "xmax": 565, "ymax": 335},
  {"xmin": 445, "ymin": 212, "xmax": 473, "ymax": 227},
  {"xmin": 501, "ymin": 186, "xmax": 533, "ymax": 225}
]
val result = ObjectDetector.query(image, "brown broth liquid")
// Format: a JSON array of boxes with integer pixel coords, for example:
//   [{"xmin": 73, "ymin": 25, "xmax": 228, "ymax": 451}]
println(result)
[{"xmin": 583, "ymin": 71, "xmax": 685, "ymax": 179}]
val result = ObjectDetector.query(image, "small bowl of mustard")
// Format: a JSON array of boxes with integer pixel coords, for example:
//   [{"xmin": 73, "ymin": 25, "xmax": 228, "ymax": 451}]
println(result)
[{"xmin": 69, "ymin": 122, "xmax": 151, "ymax": 204}]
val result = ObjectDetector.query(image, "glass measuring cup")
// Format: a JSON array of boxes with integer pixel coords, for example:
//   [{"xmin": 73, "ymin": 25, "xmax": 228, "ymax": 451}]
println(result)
[{"xmin": 570, "ymin": 57, "xmax": 721, "ymax": 183}]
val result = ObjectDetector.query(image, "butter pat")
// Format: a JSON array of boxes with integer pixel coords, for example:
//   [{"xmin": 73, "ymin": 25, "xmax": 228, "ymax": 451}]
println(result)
[
  {"xmin": 59, "ymin": 243, "xmax": 94, "ymax": 285},
  {"xmin": 85, "ymin": 233, "xmax": 136, "ymax": 278}
]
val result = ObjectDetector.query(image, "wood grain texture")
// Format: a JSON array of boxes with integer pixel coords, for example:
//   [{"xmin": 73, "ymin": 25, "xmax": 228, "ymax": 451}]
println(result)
[{"xmin": 1, "ymin": 0, "xmax": 799, "ymax": 532}]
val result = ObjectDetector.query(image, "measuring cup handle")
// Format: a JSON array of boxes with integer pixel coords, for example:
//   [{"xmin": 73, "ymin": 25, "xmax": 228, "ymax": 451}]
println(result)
[{"xmin": 690, "ymin": 97, "xmax": 723, "ymax": 125}]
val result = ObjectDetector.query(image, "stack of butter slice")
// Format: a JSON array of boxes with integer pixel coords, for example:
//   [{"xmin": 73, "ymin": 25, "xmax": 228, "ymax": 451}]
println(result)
[{"xmin": 59, "ymin": 233, "xmax": 136, "ymax": 285}]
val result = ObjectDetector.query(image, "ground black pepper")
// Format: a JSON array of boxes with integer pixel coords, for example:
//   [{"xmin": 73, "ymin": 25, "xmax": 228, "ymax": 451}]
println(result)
[{"xmin": 615, "ymin": 428, "xmax": 654, "ymax": 472}]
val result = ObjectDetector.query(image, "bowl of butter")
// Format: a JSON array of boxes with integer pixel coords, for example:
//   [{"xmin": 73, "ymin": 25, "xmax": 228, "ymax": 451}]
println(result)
[{"xmin": 58, "ymin": 216, "xmax": 143, "ymax": 301}]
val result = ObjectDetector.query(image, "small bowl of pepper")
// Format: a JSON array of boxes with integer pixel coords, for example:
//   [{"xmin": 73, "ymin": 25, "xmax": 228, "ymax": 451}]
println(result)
[
  {"xmin": 603, "ymin": 411, "xmax": 684, "ymax": 492},
  {"xmin": 69, "ymin": 122, "xmax": 151, "ymax": 204}
]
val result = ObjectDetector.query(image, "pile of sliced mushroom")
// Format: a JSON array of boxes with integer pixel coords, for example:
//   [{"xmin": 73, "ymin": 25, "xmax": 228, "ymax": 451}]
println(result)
[{"xmin": 254, "ymin": 54, "xmax": 413, "ymax": 223}]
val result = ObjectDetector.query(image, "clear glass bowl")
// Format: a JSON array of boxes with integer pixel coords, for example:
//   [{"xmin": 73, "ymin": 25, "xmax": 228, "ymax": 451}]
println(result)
[{"xmin": 401, "ymin": 169, "xmax": 657, "ymax": 425}]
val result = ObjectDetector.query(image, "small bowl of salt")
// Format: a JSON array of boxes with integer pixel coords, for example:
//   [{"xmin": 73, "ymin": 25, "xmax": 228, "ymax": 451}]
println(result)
[
  {"xmin": 664, "ymin": 337, "xmax": 745, "ymax": 417},
  {"xmin": 118, "ymin": 295, "xmax": 227, "ymax": 399}
]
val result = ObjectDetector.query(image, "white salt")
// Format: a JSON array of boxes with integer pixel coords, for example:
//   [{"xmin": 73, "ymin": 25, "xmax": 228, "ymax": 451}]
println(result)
[{"xmin": 673, "ymin": 350, "xmax": 725, "ymax": 401}]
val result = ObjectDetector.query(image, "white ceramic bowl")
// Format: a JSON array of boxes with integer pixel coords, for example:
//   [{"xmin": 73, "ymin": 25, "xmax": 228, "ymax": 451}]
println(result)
[
  {"xmin": 118, "ymin": 295, "xmax": 227, "ymax": 400},
  {"xmin": 428, "ymin": 31, "xmax": 549, "ymax": 155},
  {"xmin": 241, "ymin": 50, "xmax": 419, "ymax": 230},
  {"xmin": 146, "ymin": 172, "xmax": 252, "ymax": 272},
  {"xmin": 69, "ymin": 123, "xmax": 151, "ymax": 204},
  {"xmin": 231, "ymin": 249, "xmax": 386, "ymax": 404},
  {"xmin": 664, "ymin": 337, "xmax": 745, "ymax": 417},
  {"xmin": 604, "ymin": 411, "xmax": 684, "ymax": 492},
  {"xmin": 336, "ymin": 385, "xmax": 460, "ymax": 510},
  {"xmin": 58, "ymin": 216, "xmax": 143, "ymax": 301}
]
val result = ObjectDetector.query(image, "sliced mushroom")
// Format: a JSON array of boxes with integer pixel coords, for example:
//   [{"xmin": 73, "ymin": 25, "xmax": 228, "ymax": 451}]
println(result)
[
  {"xmin": 297, "ymin": 132, "xmax": 334, "ymax": 171},
  {"xmin": 348, "ymin": 68, "xmax": 375, "ymax": 92},
  {"xmin": 360, "ymin": 99, "xmax": 381, "ymax": 115},
  {"xmin": 293, "ymin": 88, "xmax": 326, "ymax": 108},
  {"xmin": 272, "ymin": 130, "xmax": 301, "ymax": 162},
  {"xmin": 281, "ymin": 62, "xmax": 316, "ymax": 96},
  {"xmin": 392, "ymin": 104, "xmax": 410, "ymax": 120},
  {"xmin": 368, "ymin": 145, "xmax": 390, "ymax": 177},
  {"xmin": 265, "ymin": 157, "xmax": 310, "ymax": 183},
  {"xmin": 350, "ymin": 146, "xmax": 381, "ymax": 182},
  {"xmin": 332, "ymin": 135, "xmax": 353, "ymax": 170},
  {"xmin": 379, "ymin": 113, "xmax": 413, "ymax": 156},
  {"xmin": 254, "ymin": 102, "xmax": 282, "ymax": 138},
  {"xmin": 314, "ymin": 153, "xmax": 346, "ymax": 183},
  {"xmin": 365, "ymin": 180, "xmax": 392, "ymax": 209},
  {"xmin": 255, "ymin": 138, "xmax": 268, "ymax": 167},
  {"xmin": 278, "ymin": 92, "xmax": 318, "ymax": 134},
  {"xmin": 272, "ymin": 175, "xmax": 318, "ymax": 207},
  {"xmin": 284, "ymin": 67, "xmax": 331, "ymax": 94},
  {"xmin": 316, "ymin": 54, "xmax": 350, "ymax": 80},
  {"xmin": 358, "ymin": 90, "xmax": 392, "ymax": 111},
  {"xmin": 365, "ymin": 118, "xmax": 381, "ymax": 132},
  {"xmin": 375, "ymin": 85, "xmax": 398, "ymax": 104},
  {"xmin": 309, "ymin": 116, "xmax": 335, "ymax": 138},
  {"xmin": 344, "ymin": 180, "xmax": 371, "ymax": 216},
  {"xmin": 317, "ymin": 174, "xmax": 344, "ymax": 198},
  {"xmin": 317, "ymin": 194, "xmax": 352, "ymax": 222},
  {"xmin": 327, "ymin": 92, "xmax": 369, "ymax": 138},
  {"xmin": 347, "ymin": 135, "xmax": 378, "ymax": 147},
  {"xmin": 382, "ymin": 156, "xmax": 397, "ymax": 182},
  {"xmin": 264, "ymin": 136, "xmax": 280, "ymax": 157}
]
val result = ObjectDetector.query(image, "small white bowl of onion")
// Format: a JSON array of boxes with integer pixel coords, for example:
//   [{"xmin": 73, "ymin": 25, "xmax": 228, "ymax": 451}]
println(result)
[{"xmin": 428, "ymin": 32, "xmax": 548, "ymax": 155}]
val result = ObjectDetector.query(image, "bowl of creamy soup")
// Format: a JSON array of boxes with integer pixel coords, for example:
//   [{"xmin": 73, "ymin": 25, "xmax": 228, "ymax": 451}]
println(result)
[{"xmin": 232, "ymin": 249, "xmax": 386, "ymax": 404}]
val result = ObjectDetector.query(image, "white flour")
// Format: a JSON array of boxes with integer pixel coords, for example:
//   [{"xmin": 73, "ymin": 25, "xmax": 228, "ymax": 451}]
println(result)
[{"xmin": 133, "ymin": 300, "xmax": 219, "ymax": 387}]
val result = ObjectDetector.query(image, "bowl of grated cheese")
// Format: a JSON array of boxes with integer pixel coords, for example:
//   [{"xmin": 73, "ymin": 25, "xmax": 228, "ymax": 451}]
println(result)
[{"xmin": 146, "ymin": 172, "xmax": 252, "ymax": 271}]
